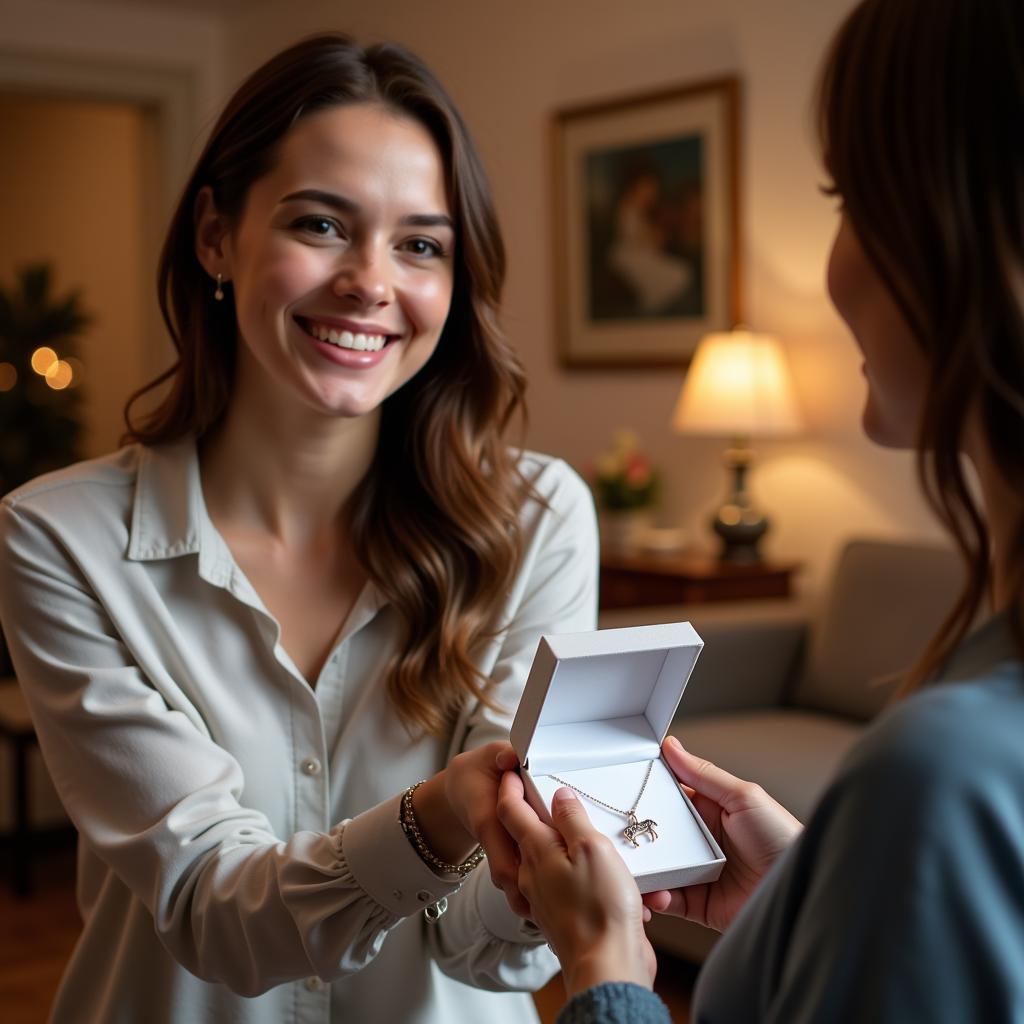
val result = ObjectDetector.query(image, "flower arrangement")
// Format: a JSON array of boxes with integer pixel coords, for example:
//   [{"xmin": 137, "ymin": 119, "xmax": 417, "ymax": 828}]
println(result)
[{"xmin": 590, "ymin": 430, "xmax": 659, "ymax": 511}]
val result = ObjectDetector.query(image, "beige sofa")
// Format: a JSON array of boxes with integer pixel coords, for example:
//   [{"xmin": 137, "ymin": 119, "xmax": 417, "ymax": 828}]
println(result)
[{"xmin": 597, "ymin": 538, "xmax": 964, "ymax": 961}]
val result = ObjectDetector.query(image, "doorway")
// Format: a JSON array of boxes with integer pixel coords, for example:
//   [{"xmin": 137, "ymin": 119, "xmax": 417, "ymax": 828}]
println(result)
[{"xmin": 0, "ymin": 91, "xmax": 159, "ymax": 458}]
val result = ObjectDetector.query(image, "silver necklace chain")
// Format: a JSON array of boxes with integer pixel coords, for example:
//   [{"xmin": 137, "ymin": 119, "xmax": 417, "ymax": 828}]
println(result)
[{"xmin": 548, "ymin": 759, "xmax": 655, "ymax": 820}]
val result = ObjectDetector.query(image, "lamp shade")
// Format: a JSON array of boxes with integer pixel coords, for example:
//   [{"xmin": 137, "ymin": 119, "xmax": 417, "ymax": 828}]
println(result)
[{"xmin": 672, "ymin": 329, "xmax": 802, "ymax": 438}]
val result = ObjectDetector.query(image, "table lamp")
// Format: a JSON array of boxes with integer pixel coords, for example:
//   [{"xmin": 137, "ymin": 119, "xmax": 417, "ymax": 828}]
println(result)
[{"xmin": 672, "ymin": 328, "xmax": 802, "ymax": 562}]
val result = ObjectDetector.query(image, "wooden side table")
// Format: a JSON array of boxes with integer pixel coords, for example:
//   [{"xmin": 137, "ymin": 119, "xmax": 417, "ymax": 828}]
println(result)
[{"xmin": 600, "ymin": 550, "xmax": 799, "ymax": 610}]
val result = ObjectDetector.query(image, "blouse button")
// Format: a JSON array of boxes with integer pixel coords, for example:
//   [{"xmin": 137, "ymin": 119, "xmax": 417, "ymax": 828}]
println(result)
[
  {"xmin": 304, "ymin": 977, "xmax": 324, "ymax": 992},
  {"xmin": 300, "ymin": 757, "xmax": 321, "ymax": 776}
]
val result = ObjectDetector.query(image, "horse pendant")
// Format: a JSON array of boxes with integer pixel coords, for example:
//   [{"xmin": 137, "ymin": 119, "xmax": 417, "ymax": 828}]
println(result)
[{"xmin": 623, "ymin": 812, "xmax": 658, "ymax": 847}]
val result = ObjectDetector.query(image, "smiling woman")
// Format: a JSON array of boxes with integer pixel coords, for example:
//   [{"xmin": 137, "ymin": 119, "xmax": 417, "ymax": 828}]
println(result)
[
  {"xmin": 0, "ymin": 34, "xmax": 598, "ymax": 1024},
  {"xmin": 194, "ymin": 104, "xmax": 455, "ymax": 423}
]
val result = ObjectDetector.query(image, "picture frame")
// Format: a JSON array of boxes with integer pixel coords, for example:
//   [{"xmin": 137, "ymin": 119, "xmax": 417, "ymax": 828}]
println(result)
[{"xmin": 551, "ymin": 77, "xmax": 740, "ymax": 369}]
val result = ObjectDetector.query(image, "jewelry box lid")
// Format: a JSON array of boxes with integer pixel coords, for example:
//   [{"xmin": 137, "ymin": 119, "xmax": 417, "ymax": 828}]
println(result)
[{"xmin": 510, "ymin": 621, "xmax": 703, "ymax": 776}]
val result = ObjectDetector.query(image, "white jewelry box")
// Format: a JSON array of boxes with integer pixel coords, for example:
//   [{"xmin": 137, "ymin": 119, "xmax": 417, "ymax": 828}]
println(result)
[{"xmin": 510, "ymin": 621, "xmax": 726, "ymax": 893}]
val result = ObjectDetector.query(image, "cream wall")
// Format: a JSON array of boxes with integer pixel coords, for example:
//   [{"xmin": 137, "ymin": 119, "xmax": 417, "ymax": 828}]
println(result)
[{"xmin": 224, "ymin": 0, "xmax": 944, "ymax": 594}]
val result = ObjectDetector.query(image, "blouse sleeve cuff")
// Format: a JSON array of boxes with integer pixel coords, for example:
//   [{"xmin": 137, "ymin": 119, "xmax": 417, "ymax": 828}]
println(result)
[{"xmin": 340, "ymin": 791, "xmax": 464, "ymax": 919}]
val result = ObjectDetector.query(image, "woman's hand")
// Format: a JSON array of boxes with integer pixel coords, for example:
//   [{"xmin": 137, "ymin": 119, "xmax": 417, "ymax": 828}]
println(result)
[
  {"xmin": 643, "ymin": 736, "xmax": 802, "ymax": 932},
  {"xmin": 417, "ymin": 742, "xmax": 529, "ymax": 915},
  {"xmin": 497, "ymin": 770, "xmax": 656, "ymax": 998}
]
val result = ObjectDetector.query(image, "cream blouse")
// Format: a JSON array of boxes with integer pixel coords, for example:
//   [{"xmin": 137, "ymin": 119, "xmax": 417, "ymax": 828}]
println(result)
[{"xmin": 0, "ymin": 440, "xmax": 599, "ymax": 1024}]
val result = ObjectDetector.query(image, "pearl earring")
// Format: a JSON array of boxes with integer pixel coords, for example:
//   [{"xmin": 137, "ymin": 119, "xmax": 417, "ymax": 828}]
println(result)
[{"xmin": 214, "ymin": 273, "xmax": 225, "ymax": 301}]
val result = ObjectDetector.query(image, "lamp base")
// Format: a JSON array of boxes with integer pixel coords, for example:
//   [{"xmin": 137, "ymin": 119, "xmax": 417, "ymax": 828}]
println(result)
[
  {"xmin": 712, "ymin": 507, "xmax": 769, "ymax": 563},
  {"xmin": 712, "ymin": 439, "xmax": 769, "ymax": 563}
]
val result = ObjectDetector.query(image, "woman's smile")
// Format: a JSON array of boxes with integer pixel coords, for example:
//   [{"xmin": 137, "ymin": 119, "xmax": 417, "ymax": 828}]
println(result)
[
  {"xmin": 293, "ymin": 314, "xmax": 403, "ymax": 369},
  {"xmin": 295, "ymin": 315, "xmax": 397, "ymax": 353}
]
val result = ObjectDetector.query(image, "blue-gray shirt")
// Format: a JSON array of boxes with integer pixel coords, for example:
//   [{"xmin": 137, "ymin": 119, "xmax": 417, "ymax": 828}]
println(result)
[{"xmin": 562, "ymin": 614, "xmax": 1024, "ymax": 1024}]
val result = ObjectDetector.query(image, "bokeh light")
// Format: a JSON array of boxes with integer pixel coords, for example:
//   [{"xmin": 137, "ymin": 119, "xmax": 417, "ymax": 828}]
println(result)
[
  {"xmin": 45, "ymin": 359, "xmax": 73, "ymax": 390},
  {"xmin": 30, "ymin": 346, "xmax": 58, "ymax": 376},
  {"xmin": 0, "ymin": 362, "xmax": 17, "ymax": 391}
]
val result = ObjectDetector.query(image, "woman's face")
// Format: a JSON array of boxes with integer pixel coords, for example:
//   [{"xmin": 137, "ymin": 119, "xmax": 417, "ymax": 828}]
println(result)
[
  {"xmin": 827, "ymin": 213, "xmax": 928, "ymax": 448},
  {"xmin": 211, "ymin": 102, "xmax": 455, "ymax": 422}
]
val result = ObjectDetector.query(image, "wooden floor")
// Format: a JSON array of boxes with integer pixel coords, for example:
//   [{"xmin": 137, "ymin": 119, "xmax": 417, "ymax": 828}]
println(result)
[
  {"xmin": 2, "ymin": 839, "xmax": 694, "ymax": 1023},
  {"xmin": 1, "ymin": 840, "xmax": 81, "ymax": 1024}
]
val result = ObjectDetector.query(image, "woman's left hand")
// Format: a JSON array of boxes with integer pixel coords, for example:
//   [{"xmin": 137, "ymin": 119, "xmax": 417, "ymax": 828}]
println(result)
[
  {"xmin": 497, "ymin": 770, "xmax": 656, "ymax": 997},
  {"xmin": 641, "ymin": 737, "xmax": 801, "ymax": 932}
]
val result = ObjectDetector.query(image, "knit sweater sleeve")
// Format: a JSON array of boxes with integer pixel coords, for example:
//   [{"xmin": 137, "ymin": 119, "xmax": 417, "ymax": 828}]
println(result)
[{"xmin": 557, "ymin": 983, "xmax": 672, "ymax": 1024}]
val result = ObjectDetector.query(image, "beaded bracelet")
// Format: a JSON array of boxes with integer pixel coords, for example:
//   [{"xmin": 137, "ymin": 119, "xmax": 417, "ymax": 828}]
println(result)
[{"xmin": 399, "ymin": 780, "xmax": 486, "ymax": 878}]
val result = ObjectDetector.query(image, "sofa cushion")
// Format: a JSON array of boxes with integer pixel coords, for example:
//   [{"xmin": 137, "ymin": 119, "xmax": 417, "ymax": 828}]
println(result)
[
  {"xmin": 601, "ymin": 599, "xmax": 807, "ymax": 715},
  {"xmin": 672, "ymin": 709, "xmax": 864, "ymax": 823},
  {"xmin": 790, "ymin": 539, "xmax": 963, "ymax": 721}
]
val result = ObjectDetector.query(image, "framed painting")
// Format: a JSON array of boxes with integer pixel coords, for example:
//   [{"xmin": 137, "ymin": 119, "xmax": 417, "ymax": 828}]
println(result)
[{"xmin": 552, "ymin": 77, "xmax": 740, "ymax": 368}]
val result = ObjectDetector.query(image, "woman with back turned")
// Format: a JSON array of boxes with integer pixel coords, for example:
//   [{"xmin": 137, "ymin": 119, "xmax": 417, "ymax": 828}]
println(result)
[{"xmin": 497, "ymin": 1, "xmax": 1024, "ymax": 1020}]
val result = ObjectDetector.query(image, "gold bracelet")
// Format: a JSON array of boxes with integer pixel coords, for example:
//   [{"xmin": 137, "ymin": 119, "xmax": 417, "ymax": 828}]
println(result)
[{"xmin": 399, "ymin": 781, "xmax": 486, "ymax": 878}]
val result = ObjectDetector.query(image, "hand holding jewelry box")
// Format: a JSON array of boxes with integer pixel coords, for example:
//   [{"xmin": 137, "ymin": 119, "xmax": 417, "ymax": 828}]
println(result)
[{"xmin": 510, "ymin": 621, "xmax": 726, "ymax": 893}]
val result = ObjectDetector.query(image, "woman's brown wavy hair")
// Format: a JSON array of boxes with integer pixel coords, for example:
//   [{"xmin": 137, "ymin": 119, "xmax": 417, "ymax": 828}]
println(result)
[
  {"xmin": 124, "ymin": 35, "xmax": 531, "ymax": 735},
  {"xmin": 817, "ymin": 0, "xmax": 1024, "ymax": 689}
]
